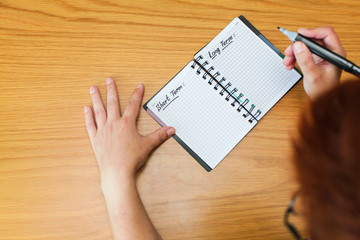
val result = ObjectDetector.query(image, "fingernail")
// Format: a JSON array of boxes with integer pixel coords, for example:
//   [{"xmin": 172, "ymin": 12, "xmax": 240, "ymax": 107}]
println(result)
[
  {"xmin": 106, "ymin": 78, "xmax": 113, "ymax": 85},
  {"xmin": 137, "ymin": 83, "xmax": 142, "ymax": 89},
  {"xmin": 167, "ymin": 127, "xmax": 175, "ymax": 137},
  {"xmin": 294, "ymin": 42, "xmax": 305, "ymax": 54},
  {"xmin": 90, "ymin": 86, "xmax": 96, "ymax": 94},
  {"xmin": 84, "ymin": 106, "xmax": 88, "ymax": 113}
]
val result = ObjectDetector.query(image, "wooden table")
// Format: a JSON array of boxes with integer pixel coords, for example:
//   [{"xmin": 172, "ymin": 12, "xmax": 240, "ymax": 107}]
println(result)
[{"xmin": 1, "ymin": 1, "xmax": 359, "ymax": 239}]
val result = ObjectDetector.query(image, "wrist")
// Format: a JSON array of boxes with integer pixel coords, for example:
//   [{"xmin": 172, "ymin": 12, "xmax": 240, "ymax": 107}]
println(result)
[
  {"xmin": 101, "ymin": 164, "xmax": 136, "ymax": 181},
  {"xmin": 101, "ymin": 169, "xmax": 135, "ymax": 194},
  {"xmin": 100, "ymin": 173, "xmax": 139, "ymax": 216}
]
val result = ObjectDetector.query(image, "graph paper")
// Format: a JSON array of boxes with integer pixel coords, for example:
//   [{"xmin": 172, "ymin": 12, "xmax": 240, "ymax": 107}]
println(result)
[
  {"xmin": 195, "ymin": 17, "xmax": 301, "ymax": 120},
  {"xmin": 146, "ymin": 61, "xmax": 256, "ymax": 169}
]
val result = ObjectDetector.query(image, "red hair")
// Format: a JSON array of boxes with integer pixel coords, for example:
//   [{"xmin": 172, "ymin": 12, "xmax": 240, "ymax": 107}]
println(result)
[{"xmin": 293, "ymin": 80, "xmax": 360, "ymax": 240}]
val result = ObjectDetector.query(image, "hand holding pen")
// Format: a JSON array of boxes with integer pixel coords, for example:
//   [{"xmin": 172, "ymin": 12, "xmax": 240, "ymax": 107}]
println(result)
[{"xmin": 281, "ymin": 26, "xmax": 351, "ymax": 100}]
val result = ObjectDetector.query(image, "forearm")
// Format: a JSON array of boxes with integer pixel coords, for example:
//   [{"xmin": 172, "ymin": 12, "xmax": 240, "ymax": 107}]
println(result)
[
  {"xmin": 85, "ymin": 80, "xmax": 173, "ymax": 240},
  {"xmin": 101, "ymin": 173, "xmax": 162, "ymax": 240}
]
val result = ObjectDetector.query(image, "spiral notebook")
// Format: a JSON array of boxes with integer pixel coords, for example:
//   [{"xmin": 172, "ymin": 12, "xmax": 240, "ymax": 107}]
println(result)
[{"xmin": 143, "ymin": 16, "xmax": 302, "ymax": 171}]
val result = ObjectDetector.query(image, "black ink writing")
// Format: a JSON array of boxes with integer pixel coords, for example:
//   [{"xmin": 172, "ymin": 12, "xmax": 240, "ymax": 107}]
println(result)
[
  {"xmin": 170, "ymin": 84, "xmax": 183, "ymax": 97},
  {"xmin": 208, "ymin": 47, "xmax": 220, "ymax": 59},
  {"xmin": 156, "ymin": 94, "xmax": 171, "ymax": 112},
  {"xmin": 155, "ymin": 83, "xmax": 185, "ymax": 112},
  {"xmin": 221, "ymin": 35, "xmax": 234, "ymax": 50}
]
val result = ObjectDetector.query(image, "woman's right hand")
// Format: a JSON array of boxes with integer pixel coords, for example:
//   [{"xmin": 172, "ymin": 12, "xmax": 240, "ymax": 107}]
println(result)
[
  {"xmin": 283, "ymin": 26, "xmax": 346, "ymax": 100},
  {"xmin": 84, "ymin": 79, "xmax": 175, "ymax": 185}
]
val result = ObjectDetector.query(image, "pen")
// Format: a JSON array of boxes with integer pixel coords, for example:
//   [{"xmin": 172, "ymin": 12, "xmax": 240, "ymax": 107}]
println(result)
[{"xmin": 278, "ymin": 27, "xmax": 360, "ymax": 77}]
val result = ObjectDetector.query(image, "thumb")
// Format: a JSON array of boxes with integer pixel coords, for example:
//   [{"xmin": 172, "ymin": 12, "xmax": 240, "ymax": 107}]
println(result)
[
  {"xmin": 146, "ymin": 126, "xmax": 175, "ymax": 149},
  {"xmin": 293, "ymin": 41, "xmax": 318, "ymax": 78}
]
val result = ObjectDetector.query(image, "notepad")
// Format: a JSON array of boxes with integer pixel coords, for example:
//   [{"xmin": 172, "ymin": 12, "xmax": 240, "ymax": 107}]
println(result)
[{"xmin": 143, "ymin": 16, "xmax": 302, "ymax": 171}]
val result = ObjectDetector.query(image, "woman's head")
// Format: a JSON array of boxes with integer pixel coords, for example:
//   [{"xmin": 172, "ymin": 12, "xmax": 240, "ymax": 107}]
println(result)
[{"xmin": 293, "ymin": 80, "xmax": 360, "ymax": 240}]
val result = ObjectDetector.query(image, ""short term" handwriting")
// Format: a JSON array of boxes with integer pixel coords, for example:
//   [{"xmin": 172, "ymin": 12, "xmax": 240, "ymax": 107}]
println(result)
[{"xmin": 155, "ymin": 83, "xmax": 184, "ymax": 112}]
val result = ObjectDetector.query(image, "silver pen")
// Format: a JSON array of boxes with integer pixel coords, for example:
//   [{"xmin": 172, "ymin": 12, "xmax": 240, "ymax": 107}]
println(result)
[{"xmin": 278, "ymin": 27, "xmax": 360, "ymax": 77}]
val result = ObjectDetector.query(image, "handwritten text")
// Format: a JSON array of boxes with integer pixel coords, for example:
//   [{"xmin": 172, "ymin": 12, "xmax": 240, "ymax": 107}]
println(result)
[{"xmin": 155, "ymin": 83, "xmax": 184, "ymax": 112}]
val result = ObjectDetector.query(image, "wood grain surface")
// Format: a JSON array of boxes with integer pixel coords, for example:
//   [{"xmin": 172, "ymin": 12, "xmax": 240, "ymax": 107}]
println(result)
[{"xmin": 0, "ymin": 0, "xmax": 359, "ymax": 239}]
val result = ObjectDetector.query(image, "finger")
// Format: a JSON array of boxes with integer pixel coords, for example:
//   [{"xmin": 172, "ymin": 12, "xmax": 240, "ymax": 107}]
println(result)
[
  {"xmin": 146, "ymin": 126, "xmax": 175, "ymax": 149},
  {"xmin": 288, "ymin": 63, "xmax": 295, "ymax": 70},
  {"xmin": 284, "ymin": 44, "xmax": 294, "ymax": 56},
  {"xmin": 123, "ymin": 83, "xmax": 144, "ymax": 120},
  {"xmin": 297, "ymin": 26, "xmax": 346, "ymax": 56},
  {"xmin": 90, "ymin": 86, "xmax": 107, "ymax": 127},
  {"xmin": 84, "ymin": 105, "xmax": 97, "ymax": 141},
  {"xmin": 284, "ymin": 42, "xmax": 323, "ymax": 68},
  {"xmin": 312, "ymin": 54, "xmax": 324, "ymax": 64},
  {"xmin": 106, "ymin": 78, "xmax": 121, "ymax": 121},
  {"xmin": 283, "ymin": 54, "xmax": 296, "ymax": 68},
  {"xmin": 283, "ymin": 44, "xmax": 297, "ymax": 68},
  {"xmin": 293, "ymin": 41, "xmax": 319, "ymax": 77},
  {"xmin": 286, "ymin": 62, "xmax": 295, "ymax": 71}
]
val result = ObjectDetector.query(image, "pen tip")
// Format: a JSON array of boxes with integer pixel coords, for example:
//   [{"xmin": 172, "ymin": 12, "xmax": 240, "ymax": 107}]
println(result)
[{"xmin": 277, "ymin": 26, "xmax": 280, "ymax": 30}]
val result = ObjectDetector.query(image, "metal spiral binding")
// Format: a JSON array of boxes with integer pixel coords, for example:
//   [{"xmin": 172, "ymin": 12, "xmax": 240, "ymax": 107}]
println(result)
[
  {"xmin": 196, "ymin": 61, "xmax": 208, "ymax": 74},
  {"xmin": 193, "ymin": 55, "xmax": 262, "ymax": 123},
  {"xmin": 214, "ymin": 77, "xmax": 226, "ymax": 90},
  {"xmin": 248, "ymin": 110, "xmax": 262, "ymax": 123},
  {"xmin": 231, "ymin": 93, "xmax": 244, "ymax": 106},
  {"xmin": 203, "ymin": 66, "xmax": 214, "ymax": 79},
  {"xmin": 191, "ymin": 55, "xmax": 203, "ymax": 69},
  {"xmin": 208, "ymin": 71, "xmax": 220, "ymax": 85},
  {"xmin": 243, "ymin": 104, "xmax": 255, "ymax": 118},
  {"xmin": 237, "ymin": 98, "xmax": 249, "ymax": 112},
  {"xmin": 220, "ymin": 82, "xmax": 232, "ymax": 96},
  {"xmin": 226, "ymin": 88, "xmax": 237, "ymax": 101}
]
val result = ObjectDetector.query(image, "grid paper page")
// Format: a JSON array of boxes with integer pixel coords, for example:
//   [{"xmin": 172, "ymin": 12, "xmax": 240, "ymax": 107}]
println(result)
[
  {"xmin": 147, "ymin": 61, "xmax": 256, "ymax": 169},
  {"xmin": 195, "ymin": 18, "xmax": 301, "ymax": 120}
]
